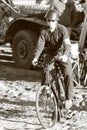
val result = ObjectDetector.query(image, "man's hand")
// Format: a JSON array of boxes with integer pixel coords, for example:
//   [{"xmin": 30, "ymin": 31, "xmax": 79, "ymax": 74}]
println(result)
[
  {"xmin": 59, "ymin": 55, "xmax": 68, "ymax": 63},
  {"xmin": 32, "ymin": 58, "xmax": 38, "ymax": 66}
]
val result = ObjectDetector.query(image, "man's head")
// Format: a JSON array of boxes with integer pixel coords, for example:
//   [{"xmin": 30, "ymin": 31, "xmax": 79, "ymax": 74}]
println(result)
[
  {"xmin": 45, "ymin": 9, "xmax": 59, "ymax": 31},
  {"xmin": 45, "ymin": 9, "xmax": 59, "ymax": 21}
]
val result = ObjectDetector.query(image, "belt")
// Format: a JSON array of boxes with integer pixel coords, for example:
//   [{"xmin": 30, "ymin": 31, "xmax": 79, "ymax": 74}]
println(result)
[{"xmin": 44, "ymin": 48, "xmax": 64, "ymax": 55}]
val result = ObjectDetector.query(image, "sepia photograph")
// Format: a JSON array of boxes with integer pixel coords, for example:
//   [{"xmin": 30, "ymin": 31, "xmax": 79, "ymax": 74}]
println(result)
[{"xmin": 0, "ymin": 0, "xmax": 87, "ymax": 129}]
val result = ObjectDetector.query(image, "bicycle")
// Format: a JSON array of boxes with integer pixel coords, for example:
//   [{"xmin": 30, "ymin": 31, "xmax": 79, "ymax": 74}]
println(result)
[{"xmin": 36, "ymin": 58, "xmax": 66, "ymax": 129}]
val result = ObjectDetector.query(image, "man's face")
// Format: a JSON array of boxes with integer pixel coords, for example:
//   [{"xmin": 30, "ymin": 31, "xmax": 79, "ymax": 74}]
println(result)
[{"xmin": 46, "ymin": 19, "xmax": 58, "ymax": 30}]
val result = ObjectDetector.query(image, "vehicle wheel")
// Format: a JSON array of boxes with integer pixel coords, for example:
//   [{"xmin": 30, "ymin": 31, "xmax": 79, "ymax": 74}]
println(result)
[
  {"xmin": 36, "ymin": 85, "xmax": 58, "ymax": 129},
  {"xmin": 12, "ymin": 30, "xmax": 37, "ymax": 68}
]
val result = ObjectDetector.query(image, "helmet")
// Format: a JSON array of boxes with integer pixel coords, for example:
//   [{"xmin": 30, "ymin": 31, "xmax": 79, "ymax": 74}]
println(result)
[{"xmin": 45, "ymin": 9, "xmax": 59, "ymax": 21}]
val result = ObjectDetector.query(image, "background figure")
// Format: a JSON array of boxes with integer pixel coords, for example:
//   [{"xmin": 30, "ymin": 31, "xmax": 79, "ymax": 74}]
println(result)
[
  {"xmin": 0, "ymin": 1, "xmax": 11, "ymax": 26},
  {"xmin": 0, "ymin": 1, "xmax": 11, "ymax": 39},
  {"xmin": 71, "ymin": 0, "xmax": 86, "ymax": 43},
  {"xmin": 74, "ymin": 0, "xmax": 85, "ymax": 26},
  {"xmin": 48, "ymin": 0, "xmax": 77, "ymax": 35}
]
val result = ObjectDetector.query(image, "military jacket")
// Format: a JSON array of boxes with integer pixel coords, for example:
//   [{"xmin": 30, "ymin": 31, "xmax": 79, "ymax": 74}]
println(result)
[{"xmin": 34, "ymin": 24, "xmax": 71, "ymax": 60}]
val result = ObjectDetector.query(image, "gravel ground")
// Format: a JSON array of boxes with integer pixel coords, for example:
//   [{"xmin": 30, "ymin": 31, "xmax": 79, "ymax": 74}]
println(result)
[{"xmin": 0, "ymin": 44, "xmax": 87, "ymax": 130}]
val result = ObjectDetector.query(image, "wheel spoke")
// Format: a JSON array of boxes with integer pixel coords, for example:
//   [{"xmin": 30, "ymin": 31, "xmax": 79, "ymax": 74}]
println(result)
[{"xmin": 36, "ymin": 85, "xmax": 57, "ymax": 129}]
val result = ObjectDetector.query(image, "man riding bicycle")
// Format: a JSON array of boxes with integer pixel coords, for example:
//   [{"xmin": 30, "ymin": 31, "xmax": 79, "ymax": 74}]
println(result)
[{"xmin": 32, "ymin": 9, "xmax": 73, "ymax": 110}]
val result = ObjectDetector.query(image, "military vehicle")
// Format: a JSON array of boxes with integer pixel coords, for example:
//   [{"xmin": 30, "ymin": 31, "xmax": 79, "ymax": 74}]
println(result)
[
  {"xmin": 0, "ymin": 0, "xmax": 49, "ymax": 68},
  {"xmin": 0, "ymin": 0, "xmax": 86, "ymax": 68}
]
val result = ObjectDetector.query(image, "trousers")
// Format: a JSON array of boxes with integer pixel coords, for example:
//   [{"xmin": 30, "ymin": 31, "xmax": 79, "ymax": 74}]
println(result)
[{"xmin": 41, "ymin": 53, "xmax": 73, "ymax": 100}]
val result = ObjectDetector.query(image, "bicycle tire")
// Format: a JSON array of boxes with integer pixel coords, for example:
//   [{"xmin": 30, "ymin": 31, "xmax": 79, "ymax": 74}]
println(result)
[{"xmin": 36, "ymin": 85, "xmax": 58, "ymax": 129}]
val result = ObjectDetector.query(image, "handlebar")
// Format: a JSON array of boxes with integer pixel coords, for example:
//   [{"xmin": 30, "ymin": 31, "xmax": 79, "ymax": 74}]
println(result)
[{"xmin": 32, "ymin": 57, "xmax": 63, "ymax": 69}]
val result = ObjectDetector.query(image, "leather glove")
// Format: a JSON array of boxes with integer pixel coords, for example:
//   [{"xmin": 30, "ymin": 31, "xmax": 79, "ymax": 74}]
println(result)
[{"xmin": 32, "ymin": 58, "xmax": 38, "ymax": 66}]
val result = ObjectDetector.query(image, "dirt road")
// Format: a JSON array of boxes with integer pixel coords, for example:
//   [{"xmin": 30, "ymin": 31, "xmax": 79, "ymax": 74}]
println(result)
[{"xmin": 0, "ymin": 44, "xmax": 87, "ymax": 130}]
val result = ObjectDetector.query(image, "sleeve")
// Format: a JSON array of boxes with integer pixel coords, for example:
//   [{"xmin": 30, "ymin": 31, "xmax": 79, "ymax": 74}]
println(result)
[
  {"xmin": 62, "ymin": 26, "xmax": 69, "ymax": 40},
  {"xmin": 34, "ymin": 29, "xmax": 46, "ymax": 60},
  {"xmin": 62, "ymin": 26, "xmax": 71, "ymax": 58}
]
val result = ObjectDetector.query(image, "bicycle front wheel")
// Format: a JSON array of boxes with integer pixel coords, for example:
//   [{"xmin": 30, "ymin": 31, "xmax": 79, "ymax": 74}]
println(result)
[{"xmin": 36, "ymin": 85, "xmax": 58, "ymax": 129}]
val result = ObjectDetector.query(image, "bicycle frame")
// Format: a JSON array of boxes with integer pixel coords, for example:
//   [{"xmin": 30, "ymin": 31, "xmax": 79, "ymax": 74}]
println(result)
[
  {"xmin": 36, "ymin": 58, "xmax": 65, "ymax": 129},
  {"xmin": 50, "ymin": 59, "xmax": 65, "ymax": 105}
]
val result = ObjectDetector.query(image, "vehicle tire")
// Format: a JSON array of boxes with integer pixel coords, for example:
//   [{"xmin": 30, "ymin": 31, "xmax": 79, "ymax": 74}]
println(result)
[
  {"xmin": 36, "ymin": 85, "xmax": 58, "ymax": 129},
  {"xmin": 12, "ymin": 30, "xmax": 37, "ymax": 68}
]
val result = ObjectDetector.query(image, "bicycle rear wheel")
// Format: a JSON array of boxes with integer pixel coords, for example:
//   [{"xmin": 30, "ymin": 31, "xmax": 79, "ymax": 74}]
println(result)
[{"xmin": 36, "ymin": 85, "xmax": 58, "ymax": 129}]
